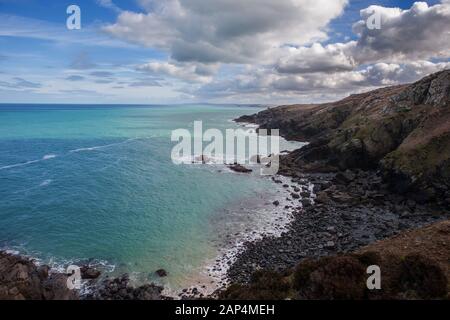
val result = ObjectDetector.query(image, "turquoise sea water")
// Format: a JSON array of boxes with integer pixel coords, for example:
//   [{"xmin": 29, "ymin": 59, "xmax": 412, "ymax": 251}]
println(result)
[{"xmin": 0, "ymin": 104, "xmax": 297, "ymax": 291}]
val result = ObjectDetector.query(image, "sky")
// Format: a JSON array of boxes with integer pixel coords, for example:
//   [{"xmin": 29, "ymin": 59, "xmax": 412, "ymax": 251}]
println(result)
[{"xmin": 0, "ymin": 0, "xmax": 449, "ymax": 104}]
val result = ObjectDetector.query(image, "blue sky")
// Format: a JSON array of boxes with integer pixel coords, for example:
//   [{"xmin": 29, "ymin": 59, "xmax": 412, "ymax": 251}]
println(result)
[{"xmin": 0, "ymin": 0, "xmax": 449, "ymax": 104}]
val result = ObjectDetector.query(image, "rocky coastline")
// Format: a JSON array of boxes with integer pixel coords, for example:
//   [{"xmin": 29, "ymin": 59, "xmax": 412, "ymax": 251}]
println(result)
[
  {"xmin": 0, "ymin": 250, "xmax": 169, "ymax": 300},
  {"xmin": 1, "ymin": 70, "xmax": 449, "ymax": 300},
  {"xmin": 226, "ymin": 169, "xmax": 449, "ymax": 285},
  {"xmin": 224, "ymin": 70, "xmax": 450, "ymax": 298}
]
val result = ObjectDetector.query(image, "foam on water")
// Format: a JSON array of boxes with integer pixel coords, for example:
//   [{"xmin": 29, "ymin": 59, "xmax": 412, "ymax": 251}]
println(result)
[
  {"xmin": 0, "ymin": 104, "xmax": 309, "ymax": 295},
  {"xmin": 0, "ymin": 154, "xmax": 58, "ymax": 170}
]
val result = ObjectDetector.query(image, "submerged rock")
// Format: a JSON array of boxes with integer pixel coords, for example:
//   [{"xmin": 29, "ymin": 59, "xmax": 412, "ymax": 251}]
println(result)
[
  {"xmin": 228, "ymin": 164, "xmax": 252, "ymax": 173},
  {"xmin": 80, "ymin": 266, "xmax": 101, "ymax": 279},
  {"xmin": 155, "ymin": 269, "xmax": 168, "ymax": 277}
]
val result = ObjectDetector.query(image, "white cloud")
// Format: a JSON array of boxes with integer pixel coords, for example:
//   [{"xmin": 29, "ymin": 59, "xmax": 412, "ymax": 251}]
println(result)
[
  {"xmin": 137, "ymin": 61, "xmax": 218, "ymax": 83},
  {"xmin": 194, "ymin": 60, "xmax": 450, "ymax": 103},
  {"xmin": 275, "ymin": 42, "xmax": 357, "ymax": 74},
  {"xmin": 352, "ymin": 1, "xmax": 450, "ymax": 62},
  {"xmin": 96, "ymin": 0, "xmax": 123, "ymax": 13},
  {"xmin": 104, "ymin": 0, "xmax": 348, "ymax": 64},
  {"xmin": 99, "ymin": 1, "xmax": 450, "ymax": 102}
]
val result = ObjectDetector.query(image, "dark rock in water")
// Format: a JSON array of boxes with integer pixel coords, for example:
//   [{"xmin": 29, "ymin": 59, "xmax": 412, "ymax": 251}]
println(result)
[
  {"xmin": 80, "ymin": 266, "xmax": 101, "ymax": 279},
  {"xmin": 273, "ymin": 200, "xmax": 280, "ymax": 206},
  {"xmin": 291, "ymin": 193, "xmax": 300, "ymax": 199},
  {"xmin": 228, "ymin": 164, "xmax": 252, "ymax": 173},
  {"xmin": 155, "ymin": 269, "xmax": 168, "ymax": 277}
]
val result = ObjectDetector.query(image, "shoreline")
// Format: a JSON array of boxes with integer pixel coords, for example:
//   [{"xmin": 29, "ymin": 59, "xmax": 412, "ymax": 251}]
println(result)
[
  {"xmin": 1, "ymin": 117, "xmax": 448, "ymax": 300},
  {"xmin": 0, "ymin": 119, "xmax": 309, "ymax": 300},
  {"xmin": 225, "ymin": 116, "xmax": 450, "ymax": 286},
  {"xmin": 163, "ymin": 165, "xmax": 311, "ymax": 299},
  {"xmin": 0, "ymin": 159, "xmax": 309, "ymax": 300}
]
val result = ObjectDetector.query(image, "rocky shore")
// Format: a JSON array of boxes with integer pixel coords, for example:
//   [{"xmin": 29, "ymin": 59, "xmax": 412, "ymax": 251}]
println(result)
[
  {"xmin": 1, "ymin": 70, "xmax": 448, "ymax": 300},
  {"xmin": 226, "ymin": 70, "xmax": 450, "ymax": 296},
  {"xmin": 222, "ymin": 220, "xmax": 449, "ymax": 299},
  {"xmin": 227, "ymin": 169, "xmax": 449, "ymax": 284},
  {"xmin": 0, "ymin": 251, "xmax": 168, "ymax": 300},
  {"xmin": 0, "ymin": 251, "xmax": 78, "ymax": 300}
]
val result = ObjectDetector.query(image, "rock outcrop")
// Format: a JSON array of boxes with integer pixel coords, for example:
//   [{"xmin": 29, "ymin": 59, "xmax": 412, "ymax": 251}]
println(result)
[
  {"xmin": 84, "ymin": 274, "xmax": 165, "ymax": 300},
  {"xmin": 236, "ymin": 70, "xmax": 450, "ymax": 206},
  {"xmin": 221, "ymin": 220, "xmax": 450, "ymax": 300},
  {"xmin": 0, "ymin": 252, "xmax": 78, "ymax": 300}
]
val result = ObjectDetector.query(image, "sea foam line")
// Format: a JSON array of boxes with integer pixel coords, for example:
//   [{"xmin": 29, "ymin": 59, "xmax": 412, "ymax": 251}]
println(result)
[
  {"xmin": 0, "ymin": 154, "xmax": 57, "ymax": 171},
  {"xmin": 0, "ymin": 138, "xmax": 138, "ymax": 171},
  {"xmin": 69, "ymin": 138, "xmax": 138, "ymax": 153}
]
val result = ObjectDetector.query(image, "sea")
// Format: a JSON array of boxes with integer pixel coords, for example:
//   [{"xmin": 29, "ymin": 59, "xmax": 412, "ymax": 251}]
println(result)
[{"xmin": 0, "ymin": 104, "xmax": 305, "ymax": 294}]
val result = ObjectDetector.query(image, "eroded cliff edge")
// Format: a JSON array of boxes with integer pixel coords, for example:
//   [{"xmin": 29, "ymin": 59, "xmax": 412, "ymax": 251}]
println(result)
[{"xmin": 237, "ymin": 70, "xmax": 450, "ymax": 206}]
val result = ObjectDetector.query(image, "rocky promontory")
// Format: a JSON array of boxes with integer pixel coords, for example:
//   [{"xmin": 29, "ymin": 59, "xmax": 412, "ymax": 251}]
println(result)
[
  {"xmin": 0, "ymin": 251, "xmax": 167, "ymax": 300},
  {"xmin": 236, "ymin": 70, "xmax": 450, "ymax": 207},
  {"xmin": 0, "ymin": 251, "xmax": 78, "ymax": 300},
  {"xmin": 228, "ymin": 70, "xmax": 450, "ymax": 299}
]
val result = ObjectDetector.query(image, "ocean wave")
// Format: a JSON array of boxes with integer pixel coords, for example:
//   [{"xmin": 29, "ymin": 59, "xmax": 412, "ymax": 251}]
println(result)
[
  {"xmin": 0, "ymin": 138, "xmax": 138, "ymax": 172},
  {"xmin": 39, "ymin": 179, "xmax": 52, "ymax": 187},
  {"xmin": 69, "ymin": 138, "xmax": 137, "ymax": 153},
  {"xmin": 0, "ymin": 154, "xmax": 58, "ymax": 171},
  {"xmin": 42, "ymin": 154, "xmax": 57, "ymax": 160}
]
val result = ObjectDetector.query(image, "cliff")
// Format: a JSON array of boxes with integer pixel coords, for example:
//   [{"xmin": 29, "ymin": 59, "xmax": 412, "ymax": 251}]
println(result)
[{"xmin": 237, "ymin": 70, "xmax": 450, "ymax": 206}]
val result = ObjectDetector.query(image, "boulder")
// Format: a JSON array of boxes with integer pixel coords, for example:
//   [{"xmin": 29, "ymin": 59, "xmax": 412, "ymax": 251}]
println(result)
[
  {"xmin": 228, "ymin": 164, "xmax": 252, "ymax": 173},
  {"xmin": 155, "ymin": 269, "xmax": 168, "ymax": 277},
  {"xmin": 80, "ymin": 266, "xmax": 101, "ymax": 279}
]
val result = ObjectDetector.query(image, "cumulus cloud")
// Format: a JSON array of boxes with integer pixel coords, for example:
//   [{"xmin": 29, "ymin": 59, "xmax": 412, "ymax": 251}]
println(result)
[
  {"xmin": 103, "ymin": 0, "xmax": 450, "ymax": 102},
  {"xmin": 352, "ymin": 1, "xmax": 450, "ymax": 62},
  {"xmin": 195, "ymin": 60, "xmax": 450, "ymax": 102},
  {"xmin": 275, "ymin": 42, "xmax": 357, "ymax": 74},
  {"xmin": 104, "ymin": 0, "xmax": 348, "ymax": 64},
  {"xmin": 274, "ymin": 1, "xmax": 450, "ymax": 75}
]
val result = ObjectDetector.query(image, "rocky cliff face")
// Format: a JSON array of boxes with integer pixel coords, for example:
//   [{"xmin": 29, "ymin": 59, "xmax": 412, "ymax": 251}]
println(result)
[{"xmin": 237, "ymin": 70, "xmax": 450, "ymax": 205}]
